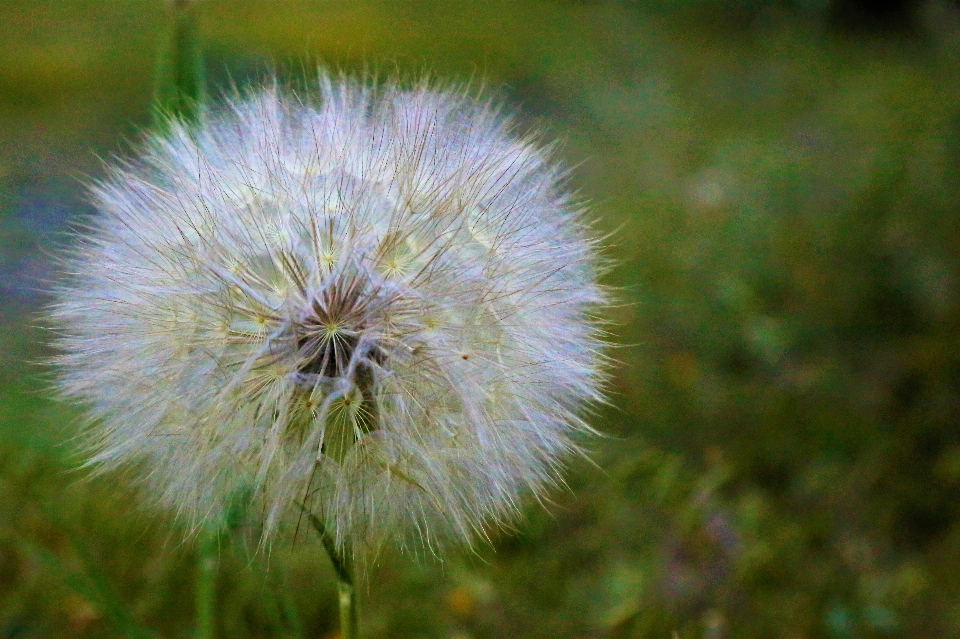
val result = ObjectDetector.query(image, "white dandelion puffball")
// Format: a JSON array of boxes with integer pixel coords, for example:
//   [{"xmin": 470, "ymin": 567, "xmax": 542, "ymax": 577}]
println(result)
[{"xmin": 53, "ymin": 77, "xmax": 607, "ymax": 554}]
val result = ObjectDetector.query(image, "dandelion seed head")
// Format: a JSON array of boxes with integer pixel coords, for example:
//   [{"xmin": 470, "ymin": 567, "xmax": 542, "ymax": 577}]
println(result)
[{"xmin": 52, "ymin": 75, "xmax": 609, "ymax": 557}]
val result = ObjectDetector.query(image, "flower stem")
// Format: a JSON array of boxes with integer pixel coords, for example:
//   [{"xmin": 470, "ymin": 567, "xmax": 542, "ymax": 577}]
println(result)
[
  {"xmin": 305, "ymin": 511, "xmax": 359, "ymax": 639},
  {"xmin": 335, "ymin": 573, "xmax": 359, "ymax": 639},
  {"xmin": 195, "ymin": 528, "xmax": 219, "ymax": 639}
]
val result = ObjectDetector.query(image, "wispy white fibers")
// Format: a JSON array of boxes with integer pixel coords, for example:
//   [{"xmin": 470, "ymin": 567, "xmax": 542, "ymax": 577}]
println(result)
[{"xmin": 51, "ymin": 75, "xmax": 608, "ymax": 558}]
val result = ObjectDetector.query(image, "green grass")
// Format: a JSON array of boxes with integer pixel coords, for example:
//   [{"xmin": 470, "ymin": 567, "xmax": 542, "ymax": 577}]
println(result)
[{"xmin": 1, "ymin": 1, "xmax": 960, "ymax": 636}]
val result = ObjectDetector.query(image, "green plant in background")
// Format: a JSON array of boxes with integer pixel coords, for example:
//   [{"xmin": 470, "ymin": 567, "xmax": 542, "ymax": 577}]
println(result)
[
  {"xmin": 154, "ymin": 0, "xmax": 204, "ymax": 128},
  {"xmin": 2, "ymin": 1, "xmax": 960, "ymax": 637},
  {"xmin": 46, "ymin": 2, "xmax": 609, "ymax": 637},
  {"xmin": 155, "ymin": 4, "xmax": 217, "ymax": 637}
]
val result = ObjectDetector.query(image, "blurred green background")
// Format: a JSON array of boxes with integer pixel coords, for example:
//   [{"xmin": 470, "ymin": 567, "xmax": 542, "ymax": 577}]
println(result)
[{"xmin": 3, "ymin": 0, "xmax": 960, "ymax": 637}]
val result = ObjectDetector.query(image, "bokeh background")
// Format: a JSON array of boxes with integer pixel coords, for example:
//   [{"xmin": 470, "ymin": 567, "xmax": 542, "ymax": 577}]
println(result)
[{"xmin": 3, "ymin": 0, "xmax": 960, "ymax": 637}]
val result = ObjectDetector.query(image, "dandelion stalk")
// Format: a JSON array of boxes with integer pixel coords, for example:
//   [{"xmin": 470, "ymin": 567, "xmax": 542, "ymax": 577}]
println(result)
[
  {"xmin": 303, "ymin": 508, "xmax": 359, "ymax": 639},
  {"xmin": 195, "ymin": 530, "xmax": 218, "ymax": 639}
]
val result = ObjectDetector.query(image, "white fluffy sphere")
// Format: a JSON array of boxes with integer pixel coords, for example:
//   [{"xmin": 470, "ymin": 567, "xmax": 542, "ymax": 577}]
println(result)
[{"xmin": 52, "ymin": 77, "xmax": 607, "ymax": 555}]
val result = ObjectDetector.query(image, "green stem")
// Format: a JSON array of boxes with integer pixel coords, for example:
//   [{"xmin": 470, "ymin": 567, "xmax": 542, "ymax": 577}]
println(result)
[
  {"xmin": 305, "ymin": 511, "xmax": 359, "ymax": 639},
  {"xmin": 335, "ymin": 572, "xmax": 359, "ymax": 639},
  {"xmin": 196, "ymin": 529, "xmax": 219, "ymax": 639},
  {"xmin": 158, "ymin": 4, "xmax": 212, "ymax": 633},
  {"xmin": 154, "ymin": 0, "xmax": 205, "ymax": 127}
]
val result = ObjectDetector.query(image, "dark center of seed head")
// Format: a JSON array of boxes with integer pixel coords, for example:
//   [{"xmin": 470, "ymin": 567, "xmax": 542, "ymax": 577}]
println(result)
[
  {"xmin": 296, "ymin": 317, "xmax": 360, "ymax": 378},
  {"xmin": 295, "ymin": 310, "xmax": 387, "ymax": 379},
  {"xmin": 295, "ymin": 272, "xmax": 391, "ymax": 380}
]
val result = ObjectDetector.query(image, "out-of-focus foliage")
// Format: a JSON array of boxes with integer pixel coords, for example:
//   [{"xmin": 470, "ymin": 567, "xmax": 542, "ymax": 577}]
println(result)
[{"xmin": 2, "ymin": 1, "xmax": 960, "ymax": 637}]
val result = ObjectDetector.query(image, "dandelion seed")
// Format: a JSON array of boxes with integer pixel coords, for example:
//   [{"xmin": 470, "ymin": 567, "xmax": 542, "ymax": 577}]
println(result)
[{"xmin": 51, "ymin": 75, "xmax": 608, "ymax": 558}]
